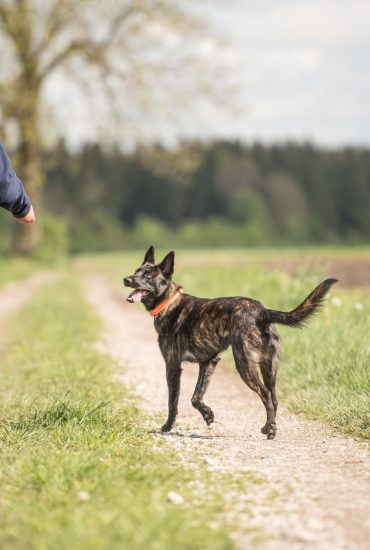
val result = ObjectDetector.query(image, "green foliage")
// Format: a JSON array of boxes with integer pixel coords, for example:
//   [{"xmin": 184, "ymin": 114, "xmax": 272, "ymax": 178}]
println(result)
[
  {"xmin": 0, "ymin": 209, "xmax": 68, "ymax": 262},
  {"xmin": 132, "ymin": 216, "xmax": 170, "ymax": 248},
  {"xmin": 0, "ymin": 275, "xmax": 236, "ymax": 549},
  {"xmin": 228, "ymin": 190, "xmax": 272, "ymax": 244},
  {"xmin": 126, "ymin": 216, "xmax": 272, "ymax": 249},
  {"xmin": 69, "ymin": 212, "xmax": 127, "ymax": 254},
  {"xmin": 230, "ymin": 189, "xmax": 262, "ymax": 223},
  {"xmin": 283, "ymin": 215, "xmax": 307, "ymax": 243},
  {"xmin": 32, "ymin": 213, "xmax": 69, "ymax": 261},
  {"xmin": 42, "ymin": 141, "xmax": 370, "ymax": 253}
]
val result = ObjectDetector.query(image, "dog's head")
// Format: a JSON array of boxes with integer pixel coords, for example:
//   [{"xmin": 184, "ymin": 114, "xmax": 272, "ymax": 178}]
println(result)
[{"xmin": 123, "ymin": 245, "xmax": 175, "ymax": 307}]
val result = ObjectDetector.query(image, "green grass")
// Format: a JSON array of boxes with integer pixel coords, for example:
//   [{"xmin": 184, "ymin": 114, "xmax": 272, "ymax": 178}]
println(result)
[
  {"xmin": 277, "ymin": 292, "xmax": 370, "ymax": 438},
  {"xmin": 91, "ymin": 249, "xmax": 370, "ymax": 440},
  {"xmin": 0, "ymin": 257, "xmax": 44, "ymax": 288},
  {"xmin": 2, "ymin": 248, "xmax": 367, "ymax": 548},
  {"xmin": 0, "ymin": 275, "xmax": 241, "ymax": 549}
]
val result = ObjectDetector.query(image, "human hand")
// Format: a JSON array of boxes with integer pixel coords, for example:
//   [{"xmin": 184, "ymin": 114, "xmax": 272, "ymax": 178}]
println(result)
[{"xmin": 16, "ymin": 205, "xmax": 35, "ymax": 224}]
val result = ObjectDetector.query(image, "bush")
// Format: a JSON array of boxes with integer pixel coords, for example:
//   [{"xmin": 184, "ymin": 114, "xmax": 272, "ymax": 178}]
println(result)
[{"xmin": 32, "ymin": 214, "xmax": 69, "ymax": 262}]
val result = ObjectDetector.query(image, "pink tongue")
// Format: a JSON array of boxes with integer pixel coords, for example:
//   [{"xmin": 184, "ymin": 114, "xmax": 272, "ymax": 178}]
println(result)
[{"xmin": 132, "ymin": 291, "xmax": 143, "ymax": 303}]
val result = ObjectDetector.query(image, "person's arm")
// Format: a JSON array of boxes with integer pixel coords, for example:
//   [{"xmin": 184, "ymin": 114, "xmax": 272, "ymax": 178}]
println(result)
[{"xmin": 0, "ymin": 143, "xmax": 35, "ymax": 224}]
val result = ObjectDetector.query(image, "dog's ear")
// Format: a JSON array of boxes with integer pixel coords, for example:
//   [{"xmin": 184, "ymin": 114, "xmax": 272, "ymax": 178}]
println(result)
[
  {"xmin": 142, "ymin": 245, "xmax": 155, "ymax": 265},
  {"xmin": 159, "ymin": 251, "xmax": 175, "ymax": 278}
]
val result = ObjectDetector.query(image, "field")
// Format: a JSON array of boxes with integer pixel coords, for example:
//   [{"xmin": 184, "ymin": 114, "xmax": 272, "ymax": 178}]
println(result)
[
  {"xmin": 96, "ymin": 247, "xmax": 370, "ymax": 439},
  {"xmin": 0, "ymin": 246, "xmax": 369, "ymax": 549}
]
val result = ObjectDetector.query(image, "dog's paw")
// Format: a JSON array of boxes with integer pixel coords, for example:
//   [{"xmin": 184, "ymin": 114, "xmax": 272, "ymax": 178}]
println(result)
[
  {"xmin": 160, "ymin": 422, "xmax": 173, "ymax": 433},
  {"xmin": 203, "ymin": 410, "xmax": 214, "ymax": 426},
  {"xmin": 261, "ymin": 423, "xmax": 277, "ymax": 439},
  {"xmin": 267, "ymin": 423, "xmax": 277, "ymax": 440}
]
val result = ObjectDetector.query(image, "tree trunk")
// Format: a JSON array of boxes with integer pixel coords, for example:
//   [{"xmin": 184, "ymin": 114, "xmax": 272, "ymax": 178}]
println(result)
[
  {"xmin": 13, "ymin": 185, "xmax": 42, "ymax": 255},
  {"xmin": 13, "ymin": 106, "xmax": 43, "ymax": 255},
  {"xmin": 0, "ymin": 0, "xmax": 45, "ymax": 255}
]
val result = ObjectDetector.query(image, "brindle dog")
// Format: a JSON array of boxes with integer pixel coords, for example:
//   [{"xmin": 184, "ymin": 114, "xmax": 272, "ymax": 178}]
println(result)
[{"xmin": 124, "ymin": 246, "xmax": 337, "ymax": 439}]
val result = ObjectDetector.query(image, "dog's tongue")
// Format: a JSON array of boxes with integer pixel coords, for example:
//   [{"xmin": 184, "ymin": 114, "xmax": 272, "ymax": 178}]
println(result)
[
  {"xmin": 132, "ymin": 290, "xmax": 143, "ymax": 302},
  {"xmin": 127, "ymin": 289, "xmax": 147, "ymax": 303}
]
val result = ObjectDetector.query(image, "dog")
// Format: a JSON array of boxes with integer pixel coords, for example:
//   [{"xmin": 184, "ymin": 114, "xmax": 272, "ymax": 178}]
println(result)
[{"xmin": 124, "ymin": 246, "xmax": 337, "ymax": 439}]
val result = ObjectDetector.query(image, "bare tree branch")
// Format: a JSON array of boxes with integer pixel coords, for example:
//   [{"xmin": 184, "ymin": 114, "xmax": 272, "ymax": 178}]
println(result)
[
  {"xmin": 2, "ymin": 0, "xmax": 238, "ymax": 149},
  {"xmin": 0, "ymin": 2, "xmax": 12, "ymax": 34},
  {"xmin": 37, "ymin": 4, "xmax": 138, "ymax": 80},
  {"xmin": 0, "ymin": 3, "xmax": 8, "ymax": 23},
  {"xmin": 34, "ymin": 0, "xmax": 73, "ymax": 54},
  {"xmin": 38, "ymin": 38, "xmax": 95, "ymax": 79}
]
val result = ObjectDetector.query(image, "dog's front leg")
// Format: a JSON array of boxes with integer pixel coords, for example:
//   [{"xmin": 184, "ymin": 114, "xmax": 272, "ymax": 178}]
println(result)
[
  {"xmin": 191, "ymin": 356, "xmax": 220, "ymax": 426},
  {"xmin": 161, "ymin": 362, "xmax": 182, "ymax": 432}
]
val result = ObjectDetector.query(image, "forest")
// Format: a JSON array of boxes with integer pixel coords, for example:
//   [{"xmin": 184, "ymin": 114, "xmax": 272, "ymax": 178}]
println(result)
[{"xmin": 2, "ymin": 140, "xmax": 370, "ymax": 254}]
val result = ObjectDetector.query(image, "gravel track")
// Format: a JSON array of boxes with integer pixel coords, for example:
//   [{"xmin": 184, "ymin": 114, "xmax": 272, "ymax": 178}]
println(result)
[{"xmin": 85, "ymin": 274, "xmax": 369, "ymax": 550}]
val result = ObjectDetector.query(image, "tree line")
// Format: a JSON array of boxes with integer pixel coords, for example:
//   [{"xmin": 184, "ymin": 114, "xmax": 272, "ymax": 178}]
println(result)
[{"xmin": 38, "ymin": 140, "xmax": 370, "ymax": 253}]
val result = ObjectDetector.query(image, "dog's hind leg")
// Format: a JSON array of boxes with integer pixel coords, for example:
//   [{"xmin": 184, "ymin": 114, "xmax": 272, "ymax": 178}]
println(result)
[
  {"xmin": 191, "ymin": 356, "xmax": 220, "ymax": 426},
  {"xmin": 260, "ymin": 331, "xmax": 280, "ymax": 435},
  {"xmin": 260, "ymin": 353, "xmax": 279, "ymax": 435},
  {"xmin": 161, "ymin": 362, "xmax": 182, "ymax": 433},
  {"xmin": 232, "ymin": 337, "xmax": 277, "ymax": 439}
]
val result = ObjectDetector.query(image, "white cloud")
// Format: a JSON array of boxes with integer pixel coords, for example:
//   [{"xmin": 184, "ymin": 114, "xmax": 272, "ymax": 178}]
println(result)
[
  {"xmin": 203, "ymin": 0, "xmax": 370, "ymax": 146},
  {"xmin": 43, "ymin": 0, "xmax": 370, "ymax": 148}
]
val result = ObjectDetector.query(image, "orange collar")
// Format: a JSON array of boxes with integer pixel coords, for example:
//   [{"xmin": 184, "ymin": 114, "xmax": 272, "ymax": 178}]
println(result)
[{"xmin": 150, "ymin": 287, "xmax": 183, "ymax": 317}]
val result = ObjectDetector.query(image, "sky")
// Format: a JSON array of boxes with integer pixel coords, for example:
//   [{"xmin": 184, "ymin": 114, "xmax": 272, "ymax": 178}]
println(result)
[
  {"xmin": 202, "ymin": 0, "xmax": 370, "ymax": 147},
  {"xmin": 45, "ymin": 0, "xmax": 370, "ymax": 149}
]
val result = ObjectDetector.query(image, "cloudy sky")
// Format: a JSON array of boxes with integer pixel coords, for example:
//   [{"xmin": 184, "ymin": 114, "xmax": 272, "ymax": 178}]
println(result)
[
  {"xmin": 47, "ymin": 0, "xmax": 370, "ymax": 149},
  {"xmin": 204, "ymin": 0, "xmax": 370, "ymax": 147}
]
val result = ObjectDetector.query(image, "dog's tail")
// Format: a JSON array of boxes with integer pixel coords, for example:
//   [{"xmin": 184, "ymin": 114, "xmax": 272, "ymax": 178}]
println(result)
[{"xmin": 258, "ymin": 278, "xmax": 338, "ymax": 329}]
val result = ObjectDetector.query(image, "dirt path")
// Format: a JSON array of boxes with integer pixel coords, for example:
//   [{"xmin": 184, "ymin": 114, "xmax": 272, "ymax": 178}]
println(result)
[
  {"xmin": 0, "ymin": 272, "xmax": 55, "ymax": 318},
  {"xmin": 85, "ymin": 274, "xmax": 369, "ymax": 550}
]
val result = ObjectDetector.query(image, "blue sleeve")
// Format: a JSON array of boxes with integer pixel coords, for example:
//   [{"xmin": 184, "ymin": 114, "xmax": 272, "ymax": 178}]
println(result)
[{"xmin": 0, "ymin": 143, "xmax": 31, "ymax": 218}]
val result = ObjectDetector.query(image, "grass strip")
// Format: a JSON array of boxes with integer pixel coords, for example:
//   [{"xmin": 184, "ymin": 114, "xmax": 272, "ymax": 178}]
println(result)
[
  {"xmin": 0, "ymin": 275, "xmax": 238, "ymax": 550},
  {"xmin": 277, "ymin": 292, "xmax": 370, "ymax": 439},
  {"xmin": 0, "ymin": 257, "xmax": 42, "ymax": 288}
]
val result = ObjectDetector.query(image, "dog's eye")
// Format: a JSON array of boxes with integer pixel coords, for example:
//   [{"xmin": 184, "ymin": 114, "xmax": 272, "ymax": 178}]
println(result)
[{"xmin": 144, "ymin": 271, "xmax": 152, "ymax": 278}]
